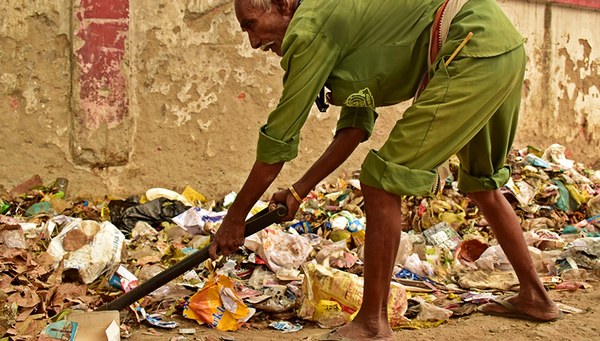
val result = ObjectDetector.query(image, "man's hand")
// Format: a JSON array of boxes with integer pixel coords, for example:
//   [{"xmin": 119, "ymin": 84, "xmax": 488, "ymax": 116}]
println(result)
[
  {"xmin": 208, "ymin": 214, "xmax": 246, "ymax": 260},
  {"xmin": 207, "ymin": 160, "xmax": 285, "ymax": 261},
  {"xmin": 269, "ymin": 188, "xmax": 300, "ymax": 222}
]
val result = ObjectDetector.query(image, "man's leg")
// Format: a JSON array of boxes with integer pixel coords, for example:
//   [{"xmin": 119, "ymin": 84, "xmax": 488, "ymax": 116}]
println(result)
[
  {"xmin": 469, "ymin": 189, "xmax": 559, "ymax": 321},
  {"xmin": 332, "ymin": 183, "xmax": 402, "ymax": 341}
]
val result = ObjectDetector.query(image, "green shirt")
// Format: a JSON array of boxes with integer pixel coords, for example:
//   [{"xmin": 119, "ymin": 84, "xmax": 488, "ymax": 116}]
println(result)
[{"xmin": 256, "ymin": 0, "xmax": 526, "ymax": 164}]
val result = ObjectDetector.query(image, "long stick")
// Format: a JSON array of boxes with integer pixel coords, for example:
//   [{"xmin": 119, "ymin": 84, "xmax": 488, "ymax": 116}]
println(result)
[{"xmin": 97, "ymin": 204, "xmax": 288, "ymax": 311}]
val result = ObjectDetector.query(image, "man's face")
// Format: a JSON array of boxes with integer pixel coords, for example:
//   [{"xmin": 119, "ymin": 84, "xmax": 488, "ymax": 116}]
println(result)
[{"xmin": 235, "ymin": 0, "xmax": 293, "ymax": 56}]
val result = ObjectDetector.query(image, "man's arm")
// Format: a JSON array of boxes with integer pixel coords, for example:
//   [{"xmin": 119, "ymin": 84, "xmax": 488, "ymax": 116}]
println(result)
[
  {"xmin": 209, "ymin": 160, "xmax": 284, "ymax": 259},
  {"xmin": 269, "ymin": 127, "xmax": 367, "ymax": 220}
]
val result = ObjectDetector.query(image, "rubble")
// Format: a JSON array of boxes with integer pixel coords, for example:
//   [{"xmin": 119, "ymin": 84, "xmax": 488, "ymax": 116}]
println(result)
[{"xmin": 1, "ymin": 143, "xmax": 600, "ymax": 339}]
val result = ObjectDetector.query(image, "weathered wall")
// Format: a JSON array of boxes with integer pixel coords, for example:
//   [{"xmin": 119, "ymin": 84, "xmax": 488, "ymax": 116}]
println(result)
[
  {"xmin": 0, "ymin": 0, "xmax": 599, "ymax": 200},
  {"xmin": 506, "ymin": 0, "xmax": 600, "ymax": 167}
]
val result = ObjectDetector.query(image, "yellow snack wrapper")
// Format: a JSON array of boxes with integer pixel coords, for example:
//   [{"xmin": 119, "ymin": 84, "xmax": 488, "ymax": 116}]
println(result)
[
  {"xmin": 298, "ymin": 263, "xmax": 408, "ymax": 327},
  {"xmin": 183, "ymin": 275, "xmax": 255, "ymax": 331},
  {"xmin": 182, "ymin": 186, "xmax": 207, "ymax": 204}
]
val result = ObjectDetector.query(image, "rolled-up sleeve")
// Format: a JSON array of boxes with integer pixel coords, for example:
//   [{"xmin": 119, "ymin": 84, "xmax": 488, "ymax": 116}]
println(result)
[
  {"xmin": 256, "ymin": 31, "xmax": 341, "ymax": 164},
  {"xmin": 335, "ymin": 106, "xmax": 378, "ymax": 141}
]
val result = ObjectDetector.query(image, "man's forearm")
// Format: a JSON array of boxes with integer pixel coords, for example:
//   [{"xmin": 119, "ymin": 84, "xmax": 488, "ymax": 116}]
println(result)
[
  {"xmin": 294, "ymin": 127, "xmax": 367, "ymax": 197},
  {"xmin": 227, "ymin": 160, "xmax": 284, "ymax": 221}
]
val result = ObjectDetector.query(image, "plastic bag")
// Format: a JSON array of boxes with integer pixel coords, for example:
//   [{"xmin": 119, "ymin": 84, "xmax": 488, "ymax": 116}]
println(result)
[
  {"xmin": 417, "ymin": 302, "xmax": 453, "ymax": 322},
  {"xmin": 298, "ymin": 262, "xmax": 408, "ymax": 328},
  {"xmin": 403, "ymin": 253, "xmax": 434, "ymax": 277},
  {"xmin": 475, "ymin": 245, "xmax": 511, "ymax": 271},
  {"xmin": 475, "ymin": 245, "xmax": 544, "ymax": 272},
  {"xmin": 47, "ymin": 220, "xmax": 126, "ymax": 283},
  {"xmin": 422, "ymin": 222, "xmax": 463, "ymax": 251},
  {"xmin": 109, "ymin": 197, "xmax": 188, "ymax": 233},
  {"xmin": 541, "ymin": 144, "xmax": 574, "ymax": 169},
  {"xmin": 394, "ymin": 232, "xmax": 413, "ymax": 266},
  {"xmin": 172, "ymin": 207, "xmax": 228, "ymax": 235},
  {"xmin": 0, "ymin": 224, "xmax": 27, "ymax": 249},
  {"xmin": 245, "ymin": 227, "xmax": 312, "ymax": 273},
  {"xmin": 313, "ymin": 300, "xmax": 348, "ymax": 328},
  {"xmin": 183, "ymin": 275, "xmax": 255, "ymax": 331},
  {"xmin": 588, "ymin": 195, "xmax": 600, "ymax": 218}
]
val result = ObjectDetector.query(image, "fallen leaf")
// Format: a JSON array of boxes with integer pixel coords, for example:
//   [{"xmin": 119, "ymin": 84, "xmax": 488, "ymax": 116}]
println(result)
[
  {"xmin": 16, "ymin": 307, "xmax": 34, "ymax": 322},
  {"xmin": 137, "ymin": 256, "xmax": 161, "ymax": 265},
  {"xmin": 63, "ymin": 229, "xmax": 88, "ymax": 251}
]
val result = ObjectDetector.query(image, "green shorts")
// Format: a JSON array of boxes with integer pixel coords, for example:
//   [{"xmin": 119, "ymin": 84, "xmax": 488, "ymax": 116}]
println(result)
[{"xmin": 359, "ymin": 45, "xmax": 526, "ymax": 196}]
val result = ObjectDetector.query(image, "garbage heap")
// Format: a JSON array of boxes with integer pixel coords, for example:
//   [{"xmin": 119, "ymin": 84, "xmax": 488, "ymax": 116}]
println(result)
[{"xmin": 1, "ymin": 143, "xmax": 600, "ymax": 339}]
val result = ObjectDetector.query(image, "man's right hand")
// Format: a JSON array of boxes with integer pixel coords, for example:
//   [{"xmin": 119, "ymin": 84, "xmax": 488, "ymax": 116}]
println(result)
[
  {"xmin": 269, "ymin": 188, "xmax": 300, "ymax": 222},
  {"xmin": 208, "ymin": 214, "xmax": 246, "ymax": 260}
]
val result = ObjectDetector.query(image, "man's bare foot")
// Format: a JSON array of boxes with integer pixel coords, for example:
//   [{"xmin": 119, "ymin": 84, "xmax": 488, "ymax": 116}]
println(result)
[
  {"xmin": 479, "ymin": 294, "xmax": 560, "ymax": 321},
  {"xmin": 324, "ymin": 318, "xmax": 394, "ymax": 341}
]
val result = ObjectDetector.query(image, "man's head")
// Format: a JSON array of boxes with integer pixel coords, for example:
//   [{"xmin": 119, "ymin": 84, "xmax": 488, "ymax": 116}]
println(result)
[{"xmin": 235, "ymin": 0, "xmax": 297, "ymax": 56}]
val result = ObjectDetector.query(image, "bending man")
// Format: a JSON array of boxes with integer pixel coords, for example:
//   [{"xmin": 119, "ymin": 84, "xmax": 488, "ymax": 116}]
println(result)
[{"xmin": 209, "ymin": 0, "xmax": 560, "ymax": 339}]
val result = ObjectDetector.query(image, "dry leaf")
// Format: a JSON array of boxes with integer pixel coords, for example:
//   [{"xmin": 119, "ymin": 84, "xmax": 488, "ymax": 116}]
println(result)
[{"xmin": 63, "ymin": 229, "xmax": 88, "ymax": 251}]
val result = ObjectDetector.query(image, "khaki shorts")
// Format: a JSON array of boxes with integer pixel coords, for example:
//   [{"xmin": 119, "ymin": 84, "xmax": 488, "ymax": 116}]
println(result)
[{"xmin": 359, "ymin": 45, "xmax": 526, "ymax": 196}]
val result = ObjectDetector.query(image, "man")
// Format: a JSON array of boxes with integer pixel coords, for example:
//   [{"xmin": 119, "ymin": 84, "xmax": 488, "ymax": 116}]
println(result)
[{"xmin": 208, "ymin": 0, "xmax": 561, "ymax": 339}]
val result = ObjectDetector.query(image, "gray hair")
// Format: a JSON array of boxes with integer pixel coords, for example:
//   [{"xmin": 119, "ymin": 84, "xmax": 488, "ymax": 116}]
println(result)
[{"xmin": 235, "ymin": 0, "xmax": 272, "ymax": 11}]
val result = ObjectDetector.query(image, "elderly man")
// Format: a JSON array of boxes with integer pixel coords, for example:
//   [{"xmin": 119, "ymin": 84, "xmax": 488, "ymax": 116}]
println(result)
[{"xmin": 208, "ymin": 0, "xmax": 561, "ymax": 339}]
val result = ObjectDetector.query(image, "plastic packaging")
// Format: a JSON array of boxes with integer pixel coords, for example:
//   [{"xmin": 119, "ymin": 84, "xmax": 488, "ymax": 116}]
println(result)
[
  {"xmin": 417, "ymin": 302, "xmax": 453, "ymax": 322},
  {"xmin": 109, "ymin": 197, "xmax": 188, "ymax": 233},
  {"xmin": 25, "ymin": 202, "xmax": 54, "ymax": 217},
  {"xmin": 541, "ymin": 143, "xmax": 574, "ymax": 169},
  {"xmin": 588, "ymin": 195, "xmax": 600, "ymax": 218},
  {"xmin": 146, "ymin": 188, "xmax": 192, "ymax": 206},
  {"xmin": 245, "ymin": 227, "xmax": 312, "ymax": 273},
  {"xmin": 474, "ymin": 245, "xmax": 544, "ymax": 272},
  {"xmin": 183, "ymin": 275, "xmax": 255, "ymax": 331},
  {"xmin": 403, "ymin": 253, "xmax": 434, "ymax": 277},
  {"xmin": 172, "ymin": 207, "xmax": 228, "ymax": 235},
  {"xmin": 410, "ymin": 234, "xmax": 427, "ymax": 260},
  {"xmin": 269, "ymin": 321, "xmax": 303, "ymax": 333},
  {"xmin": 561, "ymin": 268, "xmax": 588, "ymax": 282},
  {"xmin": 47, "ymin": 220, "xmax": 126, "ymax": 283},
  {"xmin": 313, "ymin": 300, "xmax": 348, "ymax": 328},
  {"xmin": 395, "ymin": 232, "xmax": 413, "ymax": 266},
  {"xmin": 0, "ymin": 224, "xmax": 27, "ymax": 249},
  {"xmin": 298, "ymin": 262, "xmax": 408, "ymax": 328},
  {"xmin": 423, "ymin": 222, "xmax": 463, "ymax": 250}
]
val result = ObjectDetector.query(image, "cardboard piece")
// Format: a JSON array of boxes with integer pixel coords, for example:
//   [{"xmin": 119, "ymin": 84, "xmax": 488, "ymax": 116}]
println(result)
[{"xmin": 67, "ymin": 310, "xmax": 120, "ymax": 341}]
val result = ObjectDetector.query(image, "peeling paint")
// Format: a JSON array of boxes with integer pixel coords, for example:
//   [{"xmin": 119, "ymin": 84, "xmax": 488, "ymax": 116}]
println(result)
[
  {"xmin": 22, "ymin": 82, "xmax": 39, "ymax": 114},
  {"xmin": 197, "ymin": 119, "xmax": 212, "ymax": 131},
  {"xmin": 74, "ymin": 0, "xmax": 129, "ymax": 131}
]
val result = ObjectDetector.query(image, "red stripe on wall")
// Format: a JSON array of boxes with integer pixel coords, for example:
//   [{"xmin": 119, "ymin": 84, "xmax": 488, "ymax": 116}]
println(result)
[{"xmin": 547, "ymin": 0, "xmax": 600, "ymax": 9}]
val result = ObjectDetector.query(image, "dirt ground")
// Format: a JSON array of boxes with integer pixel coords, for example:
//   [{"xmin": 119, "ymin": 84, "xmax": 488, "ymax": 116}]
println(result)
[{"xmin": 127, "ymin": 285, "xmax": 600, "ymax": 341}]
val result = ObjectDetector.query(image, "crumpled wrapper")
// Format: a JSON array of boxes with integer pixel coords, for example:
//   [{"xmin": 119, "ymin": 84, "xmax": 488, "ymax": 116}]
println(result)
[
  {"xmin": 47, "ymin": 220, "xmax": 126, "ymax": 284},
  {"xmin": 245, "ymin": 227, "xmax": 312, "ymax": 273}
]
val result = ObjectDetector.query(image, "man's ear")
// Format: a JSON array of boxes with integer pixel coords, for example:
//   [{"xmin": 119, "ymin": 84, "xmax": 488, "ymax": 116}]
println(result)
[{"xmin": 272, "ymin": 0, "xmax": 291, "ymax": 14}]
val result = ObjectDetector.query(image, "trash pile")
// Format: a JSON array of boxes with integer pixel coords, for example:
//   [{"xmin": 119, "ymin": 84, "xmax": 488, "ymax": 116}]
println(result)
[{"xmin": 1, "ymin": 143, "xmax": 600, "ymax": 340}]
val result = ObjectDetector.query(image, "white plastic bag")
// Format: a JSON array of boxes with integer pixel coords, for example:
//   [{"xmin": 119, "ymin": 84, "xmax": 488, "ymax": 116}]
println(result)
[
  {"xmin": 475, "ymin": 245, "xmax": 544, "ymax": 272},
  {"xmin": 403, "ymin": 253, "xmax": 433, "ymax": 277},
  {"xmin": 245, "ymin": 227, "xmax": 312, "ymax": 272},
  {"xmin": 47, "ymin": 220, "xmax": 126, "ymax": 283},
  {"xmin": 172, "ymin": 207, "xmax": 227, "ymax": 234},
  {"xmin": 417, "ymin": 301, "xmax": 453, "ymax": 321},
  {"xmin": 394, "ymin": 232, "xmax": 413, "ymax": 266}
]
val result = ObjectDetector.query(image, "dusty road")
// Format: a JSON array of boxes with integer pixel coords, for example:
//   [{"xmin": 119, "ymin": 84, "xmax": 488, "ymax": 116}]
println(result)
[{"xmin": 127, "ymin": 285, "xmax": 600, "ymax": 341}]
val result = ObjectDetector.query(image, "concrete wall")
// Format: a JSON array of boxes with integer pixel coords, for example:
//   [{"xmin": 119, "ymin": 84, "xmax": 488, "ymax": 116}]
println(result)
[{"xmin": 1, "ymin": 0, "xmax": 599, "ymax": 200}]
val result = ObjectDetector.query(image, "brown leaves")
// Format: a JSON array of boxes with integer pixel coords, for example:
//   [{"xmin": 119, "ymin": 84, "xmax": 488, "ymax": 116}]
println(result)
[{"xmin": 0, "ymin": 247, "xmax": 99, "ymax": 339}]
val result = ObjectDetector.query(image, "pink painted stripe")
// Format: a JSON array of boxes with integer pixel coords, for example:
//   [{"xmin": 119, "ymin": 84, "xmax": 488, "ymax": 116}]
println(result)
[
  {"xmin": 80, "ymin": 0, "xmax": 129, "ymax": 19},
  {"xmin": 547, "ymin": 0, "xmax": 600, "ymax": 9}
]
